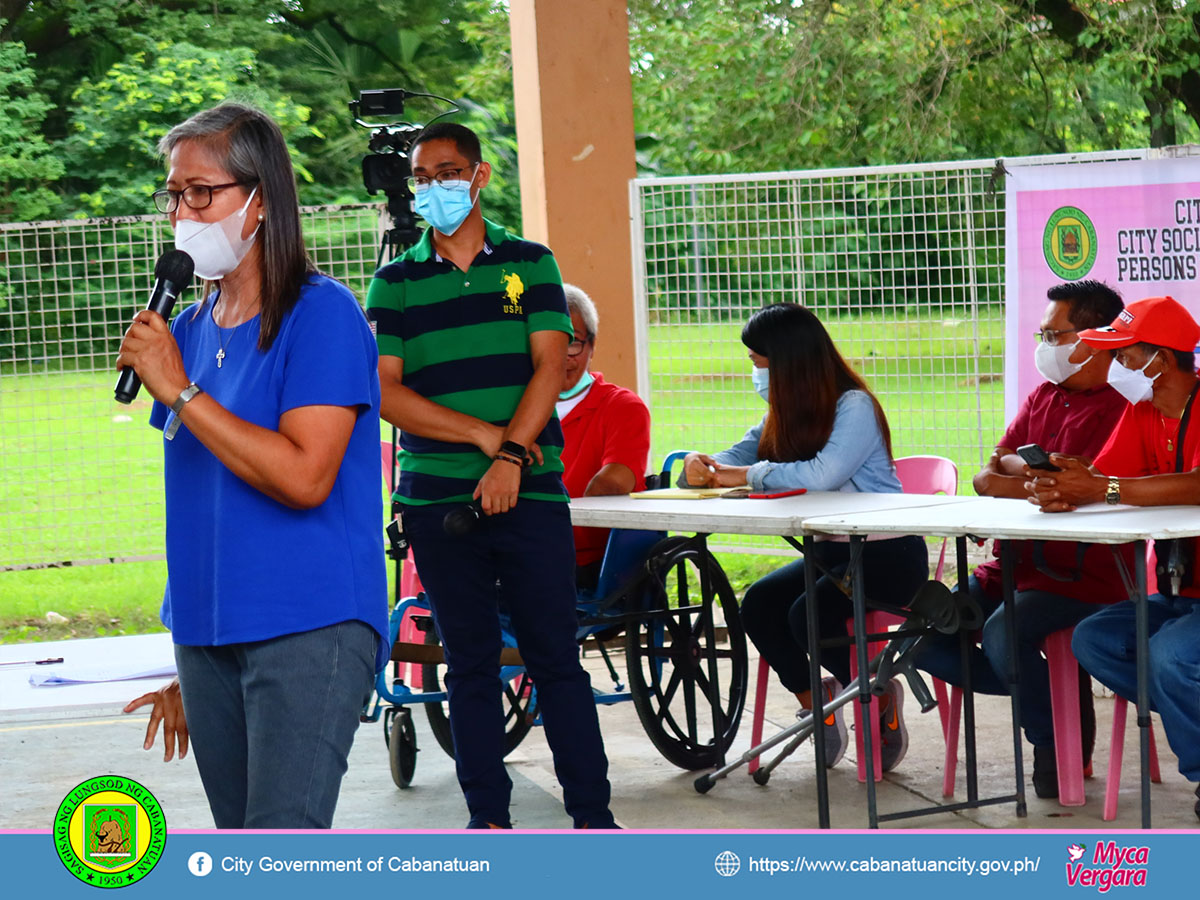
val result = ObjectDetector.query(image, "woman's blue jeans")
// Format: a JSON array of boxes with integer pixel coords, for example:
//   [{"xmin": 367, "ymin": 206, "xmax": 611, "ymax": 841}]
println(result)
[
  {"xmin": 174, "ymin": 619, "xmax": 377, "ymax": 828},
  {"xmin": 740, "ymin": 535, "xmax": 928, "ymax": 694}
]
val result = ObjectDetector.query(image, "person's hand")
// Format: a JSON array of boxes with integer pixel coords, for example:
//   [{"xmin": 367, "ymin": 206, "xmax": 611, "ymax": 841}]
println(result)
[
  {"xmin": 711, "ymin": 463, "xmax": 750, "ymax": 487},
  {"xmin": 474, "ymin": 457, "xmax": 522, "ymax": 514},
  {"xmin": 114, "ymin": 311, "xmax": 189, "ymax": 406},
  {"xmin": 123, "ymin": 678, "xmax": 188, "ymax": 762},
  {"xmin": 1026, "ymin": 455, "xmax": 1105, "ymax": 513},
  {"xmin": 683, "ymin": 452, "xmax": 718, "ymax": 487},
  {"xmin": 475, "ymin": 426, "xmax": 543, "ymax": 466}
]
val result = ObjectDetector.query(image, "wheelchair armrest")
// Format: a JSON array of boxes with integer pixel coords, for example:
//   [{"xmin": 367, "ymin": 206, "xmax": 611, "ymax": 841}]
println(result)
[{"xmin": 644, "ymin": 449, "xmax": 692, "ymax": 490}]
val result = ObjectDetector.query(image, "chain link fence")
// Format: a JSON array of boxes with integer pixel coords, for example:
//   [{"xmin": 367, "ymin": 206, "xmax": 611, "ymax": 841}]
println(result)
[
  {"xmin": 629, "ymin": 150, "xmax": 1152, "ymax": 553},
  {"xmin": 0, "ymin": 204, "xmax": 382, "ymax": 570},
  {"xmin": 0, "ymin": 149, "xmax": 1168, "ymax": 570}
]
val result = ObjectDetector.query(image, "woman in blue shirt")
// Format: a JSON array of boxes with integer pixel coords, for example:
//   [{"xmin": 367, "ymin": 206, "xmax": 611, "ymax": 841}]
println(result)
[
  {"xmin": 683, "ymin": 303, "xmax": 927, "ymax": 772},
  {"xmin": 116, "ymin": 103, "xmax": 388, "ymax": 828}
]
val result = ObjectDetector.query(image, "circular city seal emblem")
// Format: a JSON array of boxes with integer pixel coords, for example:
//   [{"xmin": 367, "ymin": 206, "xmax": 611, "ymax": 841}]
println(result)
[
  {"xmin": 1043, "ymin": 205, "xmax": 1098, "ymax": 279},
  {"xmin": 53, "ymin": 775, "xmax": 166, "ymax": 888}
]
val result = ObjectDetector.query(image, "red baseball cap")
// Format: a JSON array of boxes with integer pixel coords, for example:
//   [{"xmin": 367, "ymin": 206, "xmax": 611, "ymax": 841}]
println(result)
[{"xmin": 1078, "ymin": 295, "xmax": 1200, "ymax": 352}]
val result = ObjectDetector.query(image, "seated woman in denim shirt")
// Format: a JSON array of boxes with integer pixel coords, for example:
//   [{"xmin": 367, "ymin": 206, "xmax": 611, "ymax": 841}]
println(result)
[{"xmin": 683, "ymin": 303, "xmax": 927, "ymax": 772}]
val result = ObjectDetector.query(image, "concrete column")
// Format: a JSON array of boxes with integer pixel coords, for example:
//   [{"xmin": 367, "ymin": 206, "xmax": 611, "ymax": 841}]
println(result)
[{"xmin": 510, "ymin": 0, "xmax": 640, "ymax": 396}]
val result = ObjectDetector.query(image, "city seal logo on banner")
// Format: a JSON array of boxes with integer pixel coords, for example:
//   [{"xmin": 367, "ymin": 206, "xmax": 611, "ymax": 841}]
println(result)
[
  {"xmin": 1043, "ymin": 205, "xmax": 1098, "ymax": 279},
  {"xmin": 54, "ymin": 775, "xmax": 166, "ymax": 888}
]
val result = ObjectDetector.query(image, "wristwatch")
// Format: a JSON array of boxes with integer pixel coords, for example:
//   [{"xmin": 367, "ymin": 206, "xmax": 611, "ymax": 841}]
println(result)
[
  {"xmin": 499, "ymin": 440, "xmax": 527, "ymax": 460},
  {"xmin": 165, "ymin": 383, "xmax": 202, "ymax": 441},
  {"xmin": 1104, "ymin": 477, "xmax": 1121, "ymax": 506}
]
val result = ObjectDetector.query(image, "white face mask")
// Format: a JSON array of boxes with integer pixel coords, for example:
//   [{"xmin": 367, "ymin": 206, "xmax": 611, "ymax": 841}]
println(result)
[
  {"xmin": 751, "ymin": 366, "xmax": 770, "ymax": 402},
  {"xmin": 1034, "ymin": 339, "xmax": 1087, "ymax": 385},
  {"xmin": 174, "ymin": 186, "xmax": 260, "ymax": 280},
  {"xmin": 1107, "ymin": 352, "xmax": 1160, "ymax": 405}
]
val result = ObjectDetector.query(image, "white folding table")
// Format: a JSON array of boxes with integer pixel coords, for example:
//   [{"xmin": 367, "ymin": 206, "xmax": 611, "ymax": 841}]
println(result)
[
  {"xmin": 569, "ymin": 491, "xmax": 979, "ymax": 827},
  {"xmin": 804, "ymin": 496, "xmax": 1200, "ymax": 829}
]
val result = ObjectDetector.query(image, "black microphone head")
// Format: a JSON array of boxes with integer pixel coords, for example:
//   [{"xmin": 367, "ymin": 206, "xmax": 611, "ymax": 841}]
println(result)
[
  {"xmin": 443, "ymin": 503, "xmax": 483, "ymax": 536},
  {"xmin": 155, "ymin": 249, "xmax": 194, "ymax": 285}
]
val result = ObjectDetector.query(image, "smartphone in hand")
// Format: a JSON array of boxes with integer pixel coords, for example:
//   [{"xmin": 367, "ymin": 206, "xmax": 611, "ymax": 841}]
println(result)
[{"xmin": 1016, "ymin": 443, "xmax": 1062, "ymax": 472}]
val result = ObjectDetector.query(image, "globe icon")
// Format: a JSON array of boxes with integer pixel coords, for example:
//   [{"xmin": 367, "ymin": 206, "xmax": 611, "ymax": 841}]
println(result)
[{"xmin": 714, "ymin": 850, "xmax": 741, "ymax": 877}]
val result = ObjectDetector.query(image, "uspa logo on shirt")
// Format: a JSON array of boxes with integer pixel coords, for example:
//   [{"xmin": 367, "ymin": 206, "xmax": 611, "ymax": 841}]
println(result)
[
  {"xmin": 53, "ymin": 775, "xmax": 166, "ymax": 888},
  {"xmin": 1065, "ymin": 840, "xmax": 1149, "ymax": 892}
]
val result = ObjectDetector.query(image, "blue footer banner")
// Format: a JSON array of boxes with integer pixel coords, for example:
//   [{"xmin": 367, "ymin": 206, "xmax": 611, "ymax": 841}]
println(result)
[{"xmin": 0, "ymin": 829, "xmax": 1191, "ymax": 898}]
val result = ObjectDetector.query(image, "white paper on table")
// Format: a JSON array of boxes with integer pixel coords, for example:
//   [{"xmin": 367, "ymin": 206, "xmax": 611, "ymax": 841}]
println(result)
[{"xmin": 28, "ymin": 662, "xmax": 177, "ymax": 687}]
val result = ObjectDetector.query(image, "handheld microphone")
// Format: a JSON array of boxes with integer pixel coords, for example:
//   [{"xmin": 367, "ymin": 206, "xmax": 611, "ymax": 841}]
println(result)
[
  {"xmin": 114, "ymin": 249, "xmax": 195, "ymax": 404},
  {"xmin": 443, "ymin": 501, "xmax": 484, "ymax": 536}
]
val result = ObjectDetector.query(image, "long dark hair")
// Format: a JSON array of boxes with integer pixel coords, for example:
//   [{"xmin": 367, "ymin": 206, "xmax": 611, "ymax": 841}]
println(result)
[
  {"xmin": 160, "ymin": 103, "xmax": 315, "ymax": 350},
  {"xmin": 742, "ymin": 303, "xmax": 893, "ymax": 462}
]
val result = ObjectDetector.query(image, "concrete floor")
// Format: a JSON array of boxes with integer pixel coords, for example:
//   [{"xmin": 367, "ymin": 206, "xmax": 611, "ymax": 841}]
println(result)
[{"xmin": 2, "ymin": 642, "xmax": 1197, "ymax": 831}]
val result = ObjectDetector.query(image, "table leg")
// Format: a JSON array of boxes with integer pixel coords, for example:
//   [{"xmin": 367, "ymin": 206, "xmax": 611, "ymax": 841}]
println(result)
[
  {"xmin": 1134, "ymin": 541, "xmax": 1151, "ymax": 829},
  {"xmin": 999, "ymin": 538, "xmax": 1027, "ymax": 817},
  {"xmin": 848, "ymin": 535, "xmax": 879, "ymax": 828},
  {"xmin": 957, "ymin": 536, "xmax": 979, "ymax": 804},
  {"xmin": 803, "ymin": 535, "xmax": 831, "ymax": 828}
]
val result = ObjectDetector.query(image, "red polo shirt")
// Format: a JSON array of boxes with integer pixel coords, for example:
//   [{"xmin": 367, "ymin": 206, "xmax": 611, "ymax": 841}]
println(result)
[
  {"xmin": 560, "ymin": 372, "xmax": 651, "ymax": 567},
  {"xmin": 975, "ymin": 380, "xmax": 1131, "ymax": 603},
  {"xmin": 1093, "ymin": 398, "xmax": 1200, "ymax": 598}
]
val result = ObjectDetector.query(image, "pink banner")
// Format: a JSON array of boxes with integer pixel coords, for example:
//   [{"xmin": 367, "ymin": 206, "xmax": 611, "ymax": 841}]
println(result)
[{"xmin": 1004, "ymin": 157, "xmax": 1200, "ymax": 419}]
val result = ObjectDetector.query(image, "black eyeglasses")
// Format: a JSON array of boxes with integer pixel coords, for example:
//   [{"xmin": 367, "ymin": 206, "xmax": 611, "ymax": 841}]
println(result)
[
  {"xmin": 406, "ymin": 166, "xmax": 477, "ymax": 193},
  {"xmin": 1034, "ymin": 327, "xmax": 1078, "ymax": 346},
  {"xmin": 152, "ymin": 181, "xmax": 256, "ymax": 214},
  {"xmin": 567, "ymin": 337, "xmax": 593, "ymax": 357}
]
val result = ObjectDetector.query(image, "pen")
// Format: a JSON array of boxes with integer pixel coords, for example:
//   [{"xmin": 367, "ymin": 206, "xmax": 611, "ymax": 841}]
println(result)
[{"xmin": 0, "ymin": 657, "xmax": 65, "ymax": 667}]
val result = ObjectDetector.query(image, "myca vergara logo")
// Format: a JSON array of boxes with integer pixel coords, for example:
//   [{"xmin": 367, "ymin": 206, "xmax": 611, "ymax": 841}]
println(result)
[
  {"xmin": 1043, "ymin": 205, "xmax": 1098, "ymax": 280},
  {"xmin": 54, "ymin": 775, "xmax": 166, "ymax": 888},
  {"xmin": 1065, "ymin": 840, "xmax": 1149, "ymax": 892}
]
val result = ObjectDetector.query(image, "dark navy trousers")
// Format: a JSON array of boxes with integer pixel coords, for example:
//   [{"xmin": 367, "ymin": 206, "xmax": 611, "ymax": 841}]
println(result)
[{"xmin": 401, "ymin": 498, "xmax": 614, "ymax": 827}]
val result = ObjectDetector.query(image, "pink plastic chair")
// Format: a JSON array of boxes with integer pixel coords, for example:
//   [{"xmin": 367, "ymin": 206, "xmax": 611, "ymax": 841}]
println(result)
[
  {"xmin": 746, "ymin": 455, "xmax": 958, "ymax": 780},
  {"xmin": 847, "ymin": 456, "xmax": 958, "ymax": 783},
  {"xmin": 381, "ymin": 439, "xmax": 426, "ymax": 687},
  {"xmin": 943, "ymin": 543, "xmax": 1161, "ymax": 808}
]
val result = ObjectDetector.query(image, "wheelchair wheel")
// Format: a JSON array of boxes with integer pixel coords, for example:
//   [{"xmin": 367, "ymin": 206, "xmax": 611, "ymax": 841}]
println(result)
[
  {"xmin": 388, "ymin": 708, "xmax": 418, "ymax": 789},
  {"xmin": 626, "ymin": 536, "xmax": 748, "ymax": 770},
  {"xmin": 421, "ymin": 628, "xmax": 535, "ymax": 759}
]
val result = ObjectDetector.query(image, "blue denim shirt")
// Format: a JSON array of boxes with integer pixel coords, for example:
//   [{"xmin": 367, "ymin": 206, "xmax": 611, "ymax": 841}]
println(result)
[{"xmin": 712, "ymin": 390, "xmax": 901, "ymax": 494}]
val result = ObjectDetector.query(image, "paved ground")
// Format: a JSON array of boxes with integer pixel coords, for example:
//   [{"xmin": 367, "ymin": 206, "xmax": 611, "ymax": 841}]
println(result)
[{"xmin": 3, "ymin": 640, "xmax": 1197, "ymax": 831}]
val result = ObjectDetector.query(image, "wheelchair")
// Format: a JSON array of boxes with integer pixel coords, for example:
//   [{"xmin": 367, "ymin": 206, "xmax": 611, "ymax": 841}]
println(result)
[{"xmin": 361, "ymin": 451, "xmax": 749, "ymax": 787}]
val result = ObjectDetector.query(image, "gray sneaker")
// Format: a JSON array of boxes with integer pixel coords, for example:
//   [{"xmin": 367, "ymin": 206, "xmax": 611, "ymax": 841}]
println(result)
[
  {"xmin": 878, "ymin": 679, "xmax": 909, "ymax": 772},
  {"xmin": 811, "ymin": 676, "xmax": 847, "ymax": 768}
]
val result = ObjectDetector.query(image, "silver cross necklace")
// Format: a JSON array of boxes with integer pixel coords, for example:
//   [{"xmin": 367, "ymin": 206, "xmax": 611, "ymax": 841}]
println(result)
[{"xmin": 213, "ymin": 294, "xmax": 253, "ymax": 369}]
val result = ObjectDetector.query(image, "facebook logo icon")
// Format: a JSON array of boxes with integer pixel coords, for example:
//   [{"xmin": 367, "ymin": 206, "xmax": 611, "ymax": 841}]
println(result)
[{"xmin": 188, "ymin": 851, "xmax": 213, "ymax": 877}]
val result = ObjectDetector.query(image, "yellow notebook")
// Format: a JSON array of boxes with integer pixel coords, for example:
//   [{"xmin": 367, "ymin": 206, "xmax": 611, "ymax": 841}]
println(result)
[{"xmin": 628, "ymin": 487, "xmax": 740, "ymax": 500}]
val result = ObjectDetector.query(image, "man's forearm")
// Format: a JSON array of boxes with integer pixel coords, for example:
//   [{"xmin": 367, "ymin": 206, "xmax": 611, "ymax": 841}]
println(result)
[
  {"xmin": 503, "ymin": 360, "xmax": 560, "ymax": 451},
  {"xmin": 380, "ymin": 380, "xmax": 494, "ymax": 449}
]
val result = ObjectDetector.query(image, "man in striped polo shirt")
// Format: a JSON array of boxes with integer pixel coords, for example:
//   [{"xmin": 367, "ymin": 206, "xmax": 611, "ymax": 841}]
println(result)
[{"xmin": 365, "ymin": 122, "xmax": 615, "ymax": 829}]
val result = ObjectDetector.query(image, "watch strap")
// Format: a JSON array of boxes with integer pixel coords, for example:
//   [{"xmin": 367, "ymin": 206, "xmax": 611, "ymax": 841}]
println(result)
[
  {"xmin": 1105, "ymin": 477, "xmax": 1121, "ymax": 505},
  {"xmin": 165, "ymin": 383, "xmax": 202, "ymax": 441}
]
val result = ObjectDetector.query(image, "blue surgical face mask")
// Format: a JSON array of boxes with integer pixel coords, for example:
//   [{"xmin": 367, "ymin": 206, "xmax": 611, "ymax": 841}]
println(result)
[
  {"xmin": 413, "ymin": 168, "xmax": 478, "ymax": 236},
  {"xmin": 559, "ymin": 369, "xmax": 594, "ymax": 401},
  {"xmin": 751, "ymin": 366, "xmax": 770, "ymax": 402}
]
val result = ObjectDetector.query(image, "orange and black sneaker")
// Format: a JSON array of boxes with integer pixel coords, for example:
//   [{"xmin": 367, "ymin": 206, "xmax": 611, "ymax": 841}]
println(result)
[
  {"xmin": 878, "ymin": 679, "xmax": 908, "ymax": 772},
  {"xmin": 807, "ymin": 676, "xmax": 847, "ymax": 768}
]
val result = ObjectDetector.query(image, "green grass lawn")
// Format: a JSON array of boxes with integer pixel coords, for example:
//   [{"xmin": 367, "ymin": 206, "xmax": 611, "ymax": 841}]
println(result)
[{"xmin": 1, "ymin": 308, "xmax": 1005, "ymax": 640}]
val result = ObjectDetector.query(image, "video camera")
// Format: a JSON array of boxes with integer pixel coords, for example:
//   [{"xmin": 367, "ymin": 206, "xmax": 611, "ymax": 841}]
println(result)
[{"xmin": 350, "ymin": 89, "xmax": 425, "ymax": 245}]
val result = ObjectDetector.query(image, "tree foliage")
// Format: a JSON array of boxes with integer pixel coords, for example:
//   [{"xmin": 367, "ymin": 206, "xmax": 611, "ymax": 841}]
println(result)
[
  {"xmin": 0, "ymin": 22, "xmax": 63, "ymax": 220},
  {"xmin": 3, "ymin": 0, "xmax": 1200, "ymax": 223}
]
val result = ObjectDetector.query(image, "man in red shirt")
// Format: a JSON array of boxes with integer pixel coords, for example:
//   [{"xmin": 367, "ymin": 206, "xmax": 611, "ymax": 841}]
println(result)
[
  {"xmin": 1031, "ymin": 295, "xmax": 1200, "ymax": 821},
  {"xmin": 557, "ymin": 284, "xmax": 651, "ymax": 590},
  {"xmin": 915, "ymin": 280, "xmax": 1127, "ymax": 798}
]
